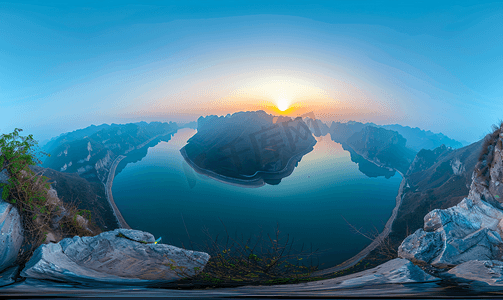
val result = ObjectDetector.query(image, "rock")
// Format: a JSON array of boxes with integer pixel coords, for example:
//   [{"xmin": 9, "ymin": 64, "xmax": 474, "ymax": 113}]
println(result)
[
  {"xmin": 446, "ymin": 260, "xmax": 503, "ymax": 286},
  {"xmin": 399, "ymin": 127, "xmax": 503, "ymax": 269},
  {"xmin": 0, "ymin": 198, "xmax": 24, "ymax": 272},
  {"xmin": 321, "ymin": 258, "xmax": 439, "ymax": 288},
  {"xmin": 468, "ymin": 125, "xmax": 503, "ymax": 209},
  {"xmin": 0, "ymin": 265, "xmax": 19, "ymax": 287},
  {"xmin": 21, "ymin": 229, "xmax": 210, "ymax": 285},
  {"xmin": 450, "ymin": 157, "xmax": 465, "ymax": 175},
  {"xmin": 399, "ymin": 197, "xmax": 503, "ymax": 268},
  {"xmin": 0, "ymin": 169, "xmax": 8, "ymax": 184},
  {"xmin": 398, "ymin": 229, "xmax": 443, "ymax": 265}
]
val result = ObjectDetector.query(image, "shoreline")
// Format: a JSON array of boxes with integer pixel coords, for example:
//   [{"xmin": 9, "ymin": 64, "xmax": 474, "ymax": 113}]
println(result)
[
  {"xmin": 312, "ymin": 146, "xmax": 407, "ymax": 276},
  {"xmin": 107, "ymin": 131, "xmax": 408, "ymax": 274}
]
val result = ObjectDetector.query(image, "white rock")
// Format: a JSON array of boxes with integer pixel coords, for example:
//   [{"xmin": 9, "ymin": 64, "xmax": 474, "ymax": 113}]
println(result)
[
  {"xmin": 450, "ymin": 158, "xmax": 465, "ymax": 175},
  {"xmin": 0, "ymin": 198, "xmax": 24, "ymax": 272},
  {"xmin": 21, "ymin": 229, "xmax": 210, "ymax": 285},
  {"xmin": 447, "ymin": 260, "xmax": 503, "ymax": 286},
  {"xmin": 399, "ymin": 197, "xmax": 503, "ymax": 268},
  {"xmin": 397, "ymin": 229, "xmax": 443, "ymax": 265},
  {"xmin": 319, "ymin": 258, "xmax": 439, "ymax": 289}
]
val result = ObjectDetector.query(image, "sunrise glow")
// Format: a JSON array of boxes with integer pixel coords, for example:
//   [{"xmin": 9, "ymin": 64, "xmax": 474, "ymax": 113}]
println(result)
[{"xmin": 277, "ymin": 99, "xmax": 289, "ymax": 111}]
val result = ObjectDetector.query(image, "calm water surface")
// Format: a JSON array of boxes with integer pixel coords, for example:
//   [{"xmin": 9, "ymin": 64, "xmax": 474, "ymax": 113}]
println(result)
[{"xmin": 112, "ymin": 128, "xmax": 402, "ymax": 268}]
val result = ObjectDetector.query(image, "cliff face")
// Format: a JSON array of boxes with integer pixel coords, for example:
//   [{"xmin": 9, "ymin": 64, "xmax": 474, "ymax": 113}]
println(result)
[
  {"xmin": 30, "ymin": 166, "xmax": 118, "ymax": 231},
  {"xmin": 398, "ymin": 124, "xmax": 503, "ymax": 273},
  {"xmin": 388, "ymin": 141, "xmax": 483, "ymax": 243},
  {"xmin": 43, "ymin": 122, "xmax": 177, "ymax": 185}
]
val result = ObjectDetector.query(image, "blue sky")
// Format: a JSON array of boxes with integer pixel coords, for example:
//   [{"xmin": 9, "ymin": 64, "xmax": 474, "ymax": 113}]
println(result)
[{"xmin": 1, "ymin": 1, "xmax": 502, "ymax": 144}]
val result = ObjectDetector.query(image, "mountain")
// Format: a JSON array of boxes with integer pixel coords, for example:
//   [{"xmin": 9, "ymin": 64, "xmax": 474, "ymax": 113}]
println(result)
[
  {"xmin": 381, "ymin": 124, "xmax": 464, "ymax": 152},
  {"xmin": 329, "ymin": 121, "xmax": 372, "ymax": 143},
  {"xmin": 43, "ymin": 122, "xmax": 177, "ymax": 184},
  {"xmin": 346, "ymin": 126, "xmax": 416, "ymax": 174},
  {"xmin": 326, "ymin": 120, "xmax": 463, "ymax": 152},
  {"xmin": 388, "ymin": 140, "xmax": 483, "ymax": 245},
  {"xmin": 304, "ymin": 118, "xmax": 330, "ymax": 137},
  {"xmin": 181, "ymin": 111, "xmax": 317, "ymax": 187},
  {"xmin": 341, "ymin": 143, "xmax": 396, "ymax": 179},
  {"xmin": 396, "ymin": 123, "xmax": 503, "ymax": 285}
]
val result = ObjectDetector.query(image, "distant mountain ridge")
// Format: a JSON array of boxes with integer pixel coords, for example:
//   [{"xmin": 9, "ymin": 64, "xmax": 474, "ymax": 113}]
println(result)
[
  {"xmin": 323, "ymin": 120, "xmax": 463, "ymax": 152},
  {"xmin": 380, "ymin": 124, "xmax": 464, "ymax": 151},
  {"xmin": 43, "ymin": 121, "xmax": 178, "ymax": 184}
]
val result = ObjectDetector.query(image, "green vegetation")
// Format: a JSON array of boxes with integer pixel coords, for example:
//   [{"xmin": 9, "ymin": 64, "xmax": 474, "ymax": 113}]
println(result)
[{"xmin": 0, "ymin": 128, "xmax": 100, "ymax": 264}]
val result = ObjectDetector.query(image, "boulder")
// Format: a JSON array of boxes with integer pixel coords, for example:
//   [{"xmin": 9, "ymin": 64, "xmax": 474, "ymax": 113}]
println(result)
[
  {"xmin": 0, "ymin": 198, "xmax": 24, "ymax": 272},
  {"xmin": 447, "ymin": 260, "xmax": 503, "ymax": 286},
  {"xmin": 21, "ymin": 229, "xmax": 210, "ymax": 285},
  {"xmin": 399, "ymin": 197, "xmax": 503, "ymax": 268},
  {"xmin": 397, "ymin": 229, "xmax": 443, "ymax": 265}
]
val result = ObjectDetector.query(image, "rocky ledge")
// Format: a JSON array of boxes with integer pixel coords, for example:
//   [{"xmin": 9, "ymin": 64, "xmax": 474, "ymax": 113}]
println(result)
[
  {"xmin": 20, "ymin": 229, "xmax": 210, "ymax": 286},
  {"xmin": 398, "ymin": 123, "xmax": 503, "ymax": 286}
]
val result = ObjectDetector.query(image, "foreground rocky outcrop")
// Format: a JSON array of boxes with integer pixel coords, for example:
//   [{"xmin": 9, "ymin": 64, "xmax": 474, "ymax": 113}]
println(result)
[
  {"xmin": 387, "ymin": 139, "xmax": 483, "ymax": 251},
  {"xmin": 0, "ymin": 196, "xmax": 23, "ymax": 274},
  {"xmin": 398, "ymin": 123, "xmax": 503, "ymax": 285},
  {"xmin": 398, "ymin": 197, "xmax": 503, "ymax": 268},
  {"xmin": 446, "ymin": 260, "xmax": 503, "ymax": 286},
  {"xmin": 21, "ymin": 229, "xmax": 209, "ymax": 285}
]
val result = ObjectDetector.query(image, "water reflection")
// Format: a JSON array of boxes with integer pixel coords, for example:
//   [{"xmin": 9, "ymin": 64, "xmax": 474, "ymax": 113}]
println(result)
[{"xmin": 341, "ymin": 143, "xmax": 396, "ymax": 179}]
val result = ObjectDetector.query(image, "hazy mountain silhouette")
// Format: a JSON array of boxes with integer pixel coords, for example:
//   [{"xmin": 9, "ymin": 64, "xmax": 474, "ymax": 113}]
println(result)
[{"xmin": 180, "ymin": 111, "xmax": 317, "ymax": 187}]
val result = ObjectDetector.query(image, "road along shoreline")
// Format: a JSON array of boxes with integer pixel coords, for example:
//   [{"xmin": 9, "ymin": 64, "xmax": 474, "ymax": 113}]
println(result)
[{"xmin": 105, "ymin": 155, "xmax": 130, "ymax": 229}]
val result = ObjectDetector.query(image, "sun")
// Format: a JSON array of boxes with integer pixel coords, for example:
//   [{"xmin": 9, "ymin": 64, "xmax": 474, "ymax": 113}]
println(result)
[{"xmin": 277, "ymin": 99, "xmax": 289, "ymax": 111}]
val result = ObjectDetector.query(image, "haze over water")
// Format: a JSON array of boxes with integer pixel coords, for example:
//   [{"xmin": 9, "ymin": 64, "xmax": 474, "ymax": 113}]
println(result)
[{"xmin": 112, "ymin": 128, "xmax": 402, "ymax": 268}]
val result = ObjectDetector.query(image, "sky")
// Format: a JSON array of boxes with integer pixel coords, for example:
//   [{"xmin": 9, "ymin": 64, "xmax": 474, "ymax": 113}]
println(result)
[{"xmin": 1, "ymin": 1, "xmax": 502, "ymax": 144}]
